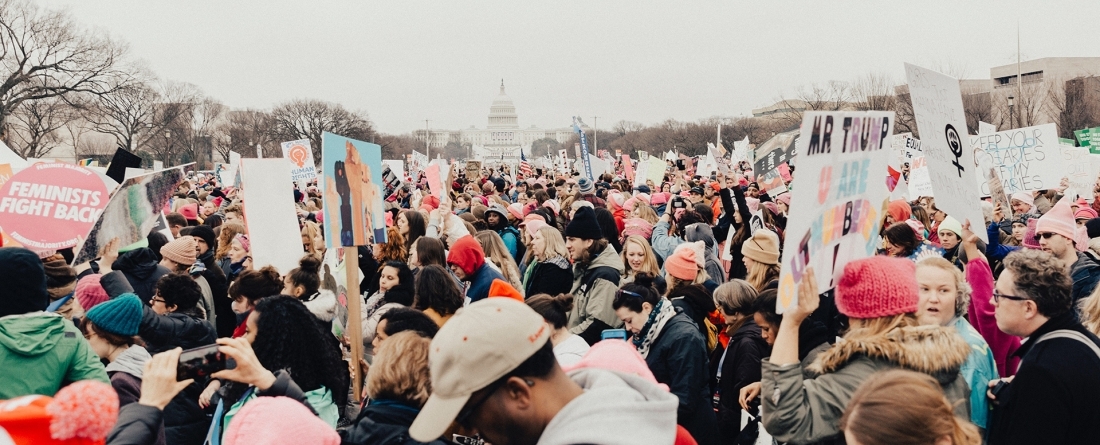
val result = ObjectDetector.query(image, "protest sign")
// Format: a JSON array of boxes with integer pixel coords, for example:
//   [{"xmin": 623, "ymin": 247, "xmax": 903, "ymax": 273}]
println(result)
[
  {"xmin": 987, "ymin": 167, "xmax": 1011, "ymax": 214},
  {"xmin": 646, "ymin": 158, "xmax": 666, "ymax": 184},
  {"xmin": 411, "ymin": 150, "xmax": 429, "ymax": 177},
  {"xmin": 758, "ymin": 168, "xmax": 788, "ymax": 195},
  {"xmin": 228, "ymin": 151, "xmax": 243, "ymax": 188},
  {"xmin": 979, "ymin": 121, "xmax": 997, "ymax": 135},
  {"xmin": 908, "ymin": 156, "xmax": 934, "ymax": 198},
  {"xmin": 732, "ymin": 136, "xmax": 750, "ymax": 163},
  {"xmin": 973, "ymin": 123, "xmax": 1062, "ymax": 195},
  {"xmin": 152, "ymin": 160, "xmax": 163, "ymax": 171},
  {"xmin": 381, "ymin": 164, "xmax": 403, "ymax": 199},
  {"xmin": 0, "ymin": 164, "xmax": 11, "ymax": 185},
  {"xmin": 1061, "ymin": 145, "xmax": 1093, "ymax": 201},
  {"xmin": 383, "ymin": 160, "xmax": 404, "ymax": 178},
  {"xmin": 321, "ymin": 132, "xmax": 387, "ymax": 248},
  {"xmin": 753, "ymin": 130, "xmax": 798, "ymax": 175},
  {"xmin": 775, "ymin": 111, "xmax": 894, "ymax": 314},
  {"xmin": 0, "ymin": 140, "xmax": 27, "ymax": 170},
  {"xmin": 890, "ymin": 174, "xmax": 910, "ymax": 201},
  {"xmin": 240, "ymin": 159, "xmax": 302, "ymax": 274},
  {"xmin": 0, "ymin": 163, "xmax": 108, "ymax": 251},
  {"xmin": 622, "ymin": 155, "xmax": 635, "ymax": 181},
  {"xmin": 778, "ymin": 163, "xmax": 792, "ymax": 182},
  {"xmin": 72, "ymin": 168, "xmax": 185, "ymax": 265},
  {"xmin": 466, "ymin": 160, "xmax": 482, "ymax": 180},
  {"xmin": 904, "ymin": 63, "xmax": 986, "ymax": 242},
  {"xmin": 281, "ymin": 139, "xmax": 319, "ymax": 182},
  {"xmin": 105, "ymin": 148, "xmax": 143, "ymax": 184},
  {"xmin": 425, "ymin": 162, "xmax": 444, "ymax": 200}
]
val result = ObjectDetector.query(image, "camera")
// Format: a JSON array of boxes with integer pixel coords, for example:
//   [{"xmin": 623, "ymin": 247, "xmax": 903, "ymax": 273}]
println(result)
[{"xmin": 177, "ymin": 344, "xmax": 236, "ymax": 381}]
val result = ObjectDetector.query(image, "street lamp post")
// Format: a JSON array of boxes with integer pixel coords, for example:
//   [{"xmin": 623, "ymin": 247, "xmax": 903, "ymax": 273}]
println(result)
[{"xmin": 1007, "ymin": 95, "xmax": 1015, "ymax": 129}]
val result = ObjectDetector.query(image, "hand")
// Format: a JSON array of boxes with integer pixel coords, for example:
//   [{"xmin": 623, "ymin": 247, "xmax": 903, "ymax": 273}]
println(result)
[
  {"xmin": 987, "ymin": 376, "xmax": 1014, "ymax": 403},
  {"xmin": 138, "ymin": 348, "xmax": 194, "ymax": 410},
  {"xmin": 789, "ymin": 267, "xmax": 820, "ymax": 323},
  {"xmin": 198, "ymin": 380, "xmax": 221, "ymax": 409},
  {"xmin": 961, "ymin": 220, "xmax": 980, "ymax": 247},
  {"xmin": 438, "ymin": 198, "xmax": 452, "ymax": 216},
  {"xmin": 99, "ymin": 237, "xmax": 121, "ymax": 269},
  {"xmin": 1059, "ymin": 177, "xmax": 1069, "ymax": 193},
  {"xmin": 739, "ymin": 382, "xmax": 762, "ymax": 411},
  {"xmin": 993, "ymin": 202, "xmax": 1004, "ymax": 222},
  {"xmin": 211, "ymin": 337, "xmax": 277, "ymax": 391}
]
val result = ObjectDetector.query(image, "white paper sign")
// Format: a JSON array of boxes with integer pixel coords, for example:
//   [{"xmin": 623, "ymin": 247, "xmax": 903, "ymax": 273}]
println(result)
[
  {"xmin": 239, "ymin": 159, "xmax": 304, "ymax": 274},
  {"xmin": 972, "ymin": 123, "xmax": 1063, "ymax": 195},
  {"xmin": 904, "ymin": 63, "xmax": 987, "ymax": 242},
  {"xmin": 1062, "ymin": 145, "xmax": 1092, "ymax": 201},
  {"xmin": 280, "ymin": 139, "xmax": 319, "ymax": 182}
]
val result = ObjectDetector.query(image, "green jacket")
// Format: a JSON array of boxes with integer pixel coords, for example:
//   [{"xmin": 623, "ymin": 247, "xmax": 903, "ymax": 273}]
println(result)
[
  {"xmin": 761, "ymin": 324, "xmax": 972, "ymax": 445},
  {"xmin": 0, "ymin": 312, "xmax": 109, "ymax": 398}
]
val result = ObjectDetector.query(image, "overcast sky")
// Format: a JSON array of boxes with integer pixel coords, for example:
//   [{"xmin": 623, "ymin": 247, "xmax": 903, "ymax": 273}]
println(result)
[{"xmin": 40, "ymin": 0, "xmax": 1096, "ymax": 134}]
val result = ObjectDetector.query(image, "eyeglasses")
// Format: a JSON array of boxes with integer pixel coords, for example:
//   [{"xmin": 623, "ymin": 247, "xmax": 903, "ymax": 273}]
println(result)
[
  {"xmin": 993, "ymin": 291, "xmax": 1029, "ymax": 303},
  {"xmin": 1033, "ymin": 232, "xmax": 1057, "ymax": 241},
  {"xmin": 150, "ymin": 297, "xmax": 166, "ymax": 305},
  {"xmin": 616, "ymin": 289, "xmax": 645, "ymax": 299}
]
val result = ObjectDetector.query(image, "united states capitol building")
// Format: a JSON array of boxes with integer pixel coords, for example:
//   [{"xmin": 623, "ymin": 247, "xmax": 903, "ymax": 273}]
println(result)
[{"xmin": 415, "ymin": 81, "xmax": 582, "ymax": 161}]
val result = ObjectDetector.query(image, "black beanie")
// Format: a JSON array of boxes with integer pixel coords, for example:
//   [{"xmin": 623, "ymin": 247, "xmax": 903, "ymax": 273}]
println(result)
[
  {"xmin": 0, "ymin": 248, "xmax": 48, "ymax": 317},
  {"xmin": 189, "ymin": 225, "xmax": 217, "ymax": 253},
  {"xmin": 100, "ymin": 271, "xmax": 135, "ymax": 299},
  {"xmin": 1087, "ymin": 218, "xmax": 1100, "ymax": 239},
  {"xmin": 565, "ymin": 206, "xmax": 603, "ymax": 240}
]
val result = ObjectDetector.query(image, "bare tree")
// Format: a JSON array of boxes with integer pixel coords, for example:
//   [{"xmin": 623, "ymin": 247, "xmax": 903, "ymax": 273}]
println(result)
[
  {"xmin": 211, "ymin": 109, "xmax": 276, "ymax": 161},
  {"xmin": 962, "ymin": 92, "xmax": 993, "ymax": 135},
  {"xmin": 851, "ymin": 73, "xmax": 897, "ymax": 112},
  {"xmin": 170, "ymin": 95, "xmax": 223, "ymax": 169},
  {"xmin": 0, "ymin": 0, "xmax": 126, "ymax": 141},
  {"xmin": 775, "ymin": 81, "xmax": 852, "ymax": 128},
  {"xmin": 7, "ymin": 97, "xmax": 77, "ymax": 158},
  {"xmin": 1050, "ymin": 75, "xmax": 1100, "ymax": 139},
  {"xmin": 270, "ymin": 99, "xmax": 375, "ymax": 164},
  {"xmin": 83, "ymin": 71, "xmax": 159, "ymax": 152}
]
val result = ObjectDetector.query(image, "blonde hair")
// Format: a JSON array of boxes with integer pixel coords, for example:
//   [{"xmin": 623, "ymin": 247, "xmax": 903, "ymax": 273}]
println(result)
[
  {"xmin": 916, "ymin": 257, "xmax": 971, "ymax": 318},
  {"xmin": 301, "ymin": 221, "xmax": 324, "ymax": 260},
  {"xmin": 216, "ymin": 222, "xmax": 247, "ymax": 260},
  {"xmin": 621, "ymin": 235, "xmax": 660, "ymax": 278},
  {"xmin": 365, "ymin": 331, "xmax": 432, "ymax": 407},
  {"xmin": 535, "ymin": 226, "xmax": 569, "ymax": 261},
  {"xmin": 474, "ymin": 231, "xmax": 524, "ymax": 294},
  {"xmin": 841, "ymin": 369, "xmax": 981, "ymax": 445},
  {"xmin": 846, "ymin": 313, "xmax": 918, "ymax": 340},
  {"xmin": 633, "ymin": 204, "xmax": 659, "ymax": 224},
  {"xmin": 665, "ymin": 269, "xmax": 710, "ymax": 296},
  {"xmin": 1081, "ymin": 285, "xmax": 1100, "ymax": 336},
  {"xmin": 746, "ymin": 260, "xmax": 780, "ymax": 292}
]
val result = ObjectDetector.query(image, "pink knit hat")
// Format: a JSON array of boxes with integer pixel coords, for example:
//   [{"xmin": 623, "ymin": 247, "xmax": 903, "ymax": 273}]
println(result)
[
  {"xmin": 561, "ymin": 339, "xmax": 669, "ymax": 391},
  {"xmin": 665, "ymin": 241, "xmax": 704, "ymax": 281},
  {"xmin": 836, "ymin": 256, "xmax": 918, "ymax": 319},
  {"xmin": 622, "ymin": 217, "xmax": 654, "ymax": 241},
  {"xmin": 542, "ymin": 199, "xmax": 560, "ymax": 214},
  {"xmin": 234, "ymin": 234, "xmax": 251, "ymax": 252},
  {"xmin": 650, "ymin": 192, "xmax": 669, "ymax": 206},
  {"xmin": 608, "ymin": 192, "xmax": 626, "ymax": 210},
  {"xmin": 1010, "ymin": 192, "xmax": 1033, "ymax": 208},
  {"xmin": 1075, "ymin": 207, "xmax": 1098, "ymax": 221},
  {"xmin": 507, "ymin": 202, "xmax": 524, "ymax": 220},
  {"xmin": 525, "ymin": 220, "xmax": 548, "ymax": 237},
  {"xmin": 1036, "ymin": 199, "xmax": 1077, "ymax": 242},
  {"xmin": 223, "ymin": 397, "xmax": 339, "ymax": 445},
  {"xmin": 776, "ymin": 192, "xmax": 791, "ymax": 206},
  {"xmin": 1022, "ymin": 218, "xmax": 1041, "ymax": 249},
  {"xmin": 74, "ymin": 274, "xmax": 110, "ymax": 311}
]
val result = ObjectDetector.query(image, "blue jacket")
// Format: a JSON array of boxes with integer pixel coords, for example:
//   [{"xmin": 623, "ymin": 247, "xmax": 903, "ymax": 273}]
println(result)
[{"xmin": 466, "ymin": 263, "xmax": 506, "ymax": 303}]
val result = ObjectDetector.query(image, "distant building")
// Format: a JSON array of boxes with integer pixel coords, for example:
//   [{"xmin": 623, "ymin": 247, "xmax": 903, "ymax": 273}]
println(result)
[
  {"xmin": 989, "ymin": 57, "xmax": 1100, "ymax": 128},
  {"xmin": 414, "ymin": 81, "xmax": 578, "ymax": 161}
]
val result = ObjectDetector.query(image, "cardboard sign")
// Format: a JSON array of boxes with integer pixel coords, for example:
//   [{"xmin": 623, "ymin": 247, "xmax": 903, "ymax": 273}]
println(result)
[
  {"xmin": 904, "ymin": 63, "xmax": 986, "ymax": 242},
  {"xmin": 105, "ymin": 148, "xmax": 143, "ymax": 184},
  {"xmin": 240, "ymin": 159, "xmax": 303, "ymax": 274},
  {"xmin": 907, "ymin": 156, "xmax": 934, "ymax": 198},
  {"xmin": 753, "ymin": 130, "xmax": 798, "ymax": 174},
  {"xmin": 987, "ymin": 167, "xmax": 1011, "ymax": 214},
  {"xmin": 973, "ymin": 123, "xmax": 1062, "ymax": 195},
  {"xmin": 320, "ymin": 132, "xmax": 387, "ymax": 248},
  {"xmin": 281, "ymin": 139, "xmax": 319, "ymax": 182},
  {"xmin": 732, "ymin": 136, "xmax": 750, "ymax": 163},
  {"xmin": 466, "ymin": 160, "xmax": 482, "ymax": 180},
  {"xmin": 72, "ymin": 168, "xmax": 185, "ymax": 265},
  {"xmin": 776, "ymin": 111, "xmax": 895, "ymax": 314},
  {"xmin": 758, "ymin": 168, "xmax": 788, "ymax": 195},
  {"xmin": 0, "ymin": 163, "xmax": 108, "ymax": 251},
  {"xmin": 0, "ymin": 140, "xmax": 27, "ymax": 169},
  {"xmin": 382, "ymin": 164, "xmax": 402, "ymax": 199},
  {"xmin": 425, "ymin": 162, "xmax": 443, "ymax": 200},
  {"xmin": 1061, "ymin": 145, "xmax": 1093, "ymax": 201}
]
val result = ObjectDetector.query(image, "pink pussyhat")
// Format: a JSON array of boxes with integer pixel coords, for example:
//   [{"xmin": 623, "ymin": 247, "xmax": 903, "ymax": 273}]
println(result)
[{"xmin": 561, "ymin": 339, "xmax": 669, "ymax": 392}]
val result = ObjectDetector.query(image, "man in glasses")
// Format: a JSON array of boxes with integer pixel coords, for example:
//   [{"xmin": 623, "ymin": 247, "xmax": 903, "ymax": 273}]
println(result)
[
  {"xmin": 987, "ymin": 249, "xmax": 1100, "ymax": 445},
  {"xmin": 409, "ymin": 298, "xmax": 678, "ymax": 445},
  {"xmin": 1034, "ymin": 199, "xmax": 1100, "ymax": 302}
]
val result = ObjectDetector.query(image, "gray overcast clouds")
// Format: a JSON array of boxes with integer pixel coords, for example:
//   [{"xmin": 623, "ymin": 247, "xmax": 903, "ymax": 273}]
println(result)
[{"xmin": 40, "ymin": 0, "xmax": 1096, "ymax": 134}]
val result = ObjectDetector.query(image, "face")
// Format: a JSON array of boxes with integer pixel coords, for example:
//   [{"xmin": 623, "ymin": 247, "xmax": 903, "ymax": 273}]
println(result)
[
  {"xmin": 1037, "ymin": 232, "xmax": 1071, "ymax": 258},
  {"xmin": 456, "ymin": 197, "xmax": 469, "ymax": 210},
  {"xmin": 225, "ymin": 211, "xmax": 241, "ymax": 224},
  {"xmin": 229, "ymin": 239, "xmax": 247, "ymax": 263},
  {"xmin": 170, "ymin": 225, "xmax": 182, "ymax": 238},
  {"xmin": 150, "ymin": 291, "xmax": 174, "ymax": 315},
  {"xmin": 408, "ymin": 246, "xmax": 420, "ymax": 267},
  {"xmin": 85, "ymin": 325, "xmax": 112, "ymax": 360},
  {"xmin": 721, "ymin": 309, "xmax": 745, "ymax": 326},
  {"xmin": 754, "ymin": 312, "xmax": 778, "ymax": 346},
  {"xmin": 379, "ymin": 266, "xmax": 400, "ymax": 292},
  {"xmin": 195, "ymin": 238, "xmax": 209, "ymax": 256},
  {"xmin": 916, "ymin": 265, "xmax": 957, "ymax": 326},
  {"xmin": 1011, "ymin": 199, "xmax": 1030, "ymax": 216},
  {"xmin": 743, "ymin": 255, "xmax": 757, "ymax": 269},
  {"xmin": 283, "ymin": 275, "xmax": 304, "ymax": 298},
  {"xmin": 565, "ymin": 237, "xmax": 593, "ymax": 262},
  {"xmin": 397, "ymin": 213, "xmax": 409, "ymax": 235},
  {"xmin": 1012, "ymin": 222, "xmax": 1026, "ymax": 241},
  {"xmin": 625, "ymin": 242, "xmax": 646, "ymax": 271},
  {"xmin": 930, "ymin": 208, "xmax": 945, "ymax": 223},
  {"xmin": 202, "ymin": 202, "xmax": 216, "ymax": 216},
  {"xmin": 746, "ymin": 186, "xmax": 759, "ymax": 198},
  {"xmin": 992, "ymin": 269, "xmax": 1035, "ymax": 337},
  {"xmin": 372, "ymin": 319, "xmax": 388, "ymax": 351},
  {"xmin": 532, "ymin": 230, "xmax": 546, "ymax": 256},
  {"xmin": 616, "ymin": 304, "xmax": 653, "ymax": 336},
  {"xmin": 243, "ymin": 310, "xmax": 260, "ymax": 344},
  {"xmin": 939, "ymin": 231, "xmax": 959, "ymax": 250},
  {"xmin": 1078, "ymin": 218, "xmax": 1089, "ymax": 227},
  {"xmin": 231, "ymin": 296, "xmax": 253, "ymax": 314},
  {"xmin": 302, "ymin": 233, "xmax": 311, "ymax": 252},
  {"xmin": 450, "ymin": 263, "xmax": 467, "ymax": 280},
  {"xmin": 487, "ymin": 213, "xmax": 502, "ymax": 227},
  {"xmin": 689, "ymin": 193, "xmax": 703, "ymax": 203},
  {"xmin": 882, "ymin": 237, "xmax": 903, "ymax": 257}
]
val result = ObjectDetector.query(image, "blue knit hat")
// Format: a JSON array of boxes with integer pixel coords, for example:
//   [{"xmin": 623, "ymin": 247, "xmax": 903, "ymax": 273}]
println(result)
[{"xmin": 85, "ymin": 293, "xmax": 144, "ymax": 337}]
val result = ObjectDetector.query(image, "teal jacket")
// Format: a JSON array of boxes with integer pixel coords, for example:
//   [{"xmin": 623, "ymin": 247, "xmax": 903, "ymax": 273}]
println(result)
[
  {"xmin": 953, "ymin": 316, "xmax": 999, "ymax": 429},
  {"xmin": 0, "ymin": 312, "xmax": 109, "ymax": 398}
]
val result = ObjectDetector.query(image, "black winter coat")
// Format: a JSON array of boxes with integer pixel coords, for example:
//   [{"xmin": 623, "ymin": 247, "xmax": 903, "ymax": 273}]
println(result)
[
  {"xmin": 988, "ymin": 312, "xmax": 1100, "ymax": 445},
  {"xmin": 645, "ymin": 311, "xmax": 718, "ymax": 445},
  {"xmin": 112, "ymin": 248, "xmax": 171, "ymax": 302},
  {"xmin": 197, "ymin": 251, "xmax": 234, "ymax": 338},
  {"xmin": 340, "ymin": 400, "xmax": 450, "ymax": 445},
  {"xmin": 524, "ymin": 257, "xmax": 573, "ymax": 297},
  {"xmin": 711, "ymin": 320, "xmax": 767, "ymax": 445},
  {"xmin": 138, "ymin": 307, "xmax": 217, "ymax": 445}
]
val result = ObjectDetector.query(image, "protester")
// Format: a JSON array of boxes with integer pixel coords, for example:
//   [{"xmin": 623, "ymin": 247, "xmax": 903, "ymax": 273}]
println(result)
[
  {"xmin": 760, "ymin": 259, "xmax": 970, "ymax": 444},
  {"xmin": 684, "ymin": 223, "xmax": 725, "ymax": 285},
  {"xmin": 710, "ymin": 280, "xmax": 766, "ymax": 445},
  {"xmin": 40, "ymin": 252, "xmax": 83, "ymax": 320},
  {"xmin": 527, "ymin": 293, "xmax": 590, "ymax": 366},
  {"xmin": 362, "ymin": 261, "xmax": 416, "ymax": 355},
  {"xmin": 282, "ymin": 255, "xmax": 338, "ymax": 325},
  {"xmin": 986, "ymin": 249, "xmax": 1100, "ymax": 444},
  {"xmin": 1035, "ymin": 199, "xmax": 1100, "ymax": 301},
  {"xmin": 189, "ymin": 225, "xmax": 233, "ymax": 333},
  {"xmin": 74, "ymin": 273, "xmax": 112, "ymax": 313},
  {"xmin": 397, "ymin": 210, "xmax": 427, "ymax": 251},
  {"xmin": 664, "ymin": 242, "xmax": 719, "ymax": 350},
  {"xmin": 0, "ymin": 248, "xmax": 108, "ymax": 399},
  {"xmin": 485, "ymin": 204, "xmax": 523, "ymax": 260},
  {"xmin": 620, "ymin": 235, "xmax": 667, "ymax": 292},
  {"xmin": 408, "ymin": 298, "xmax": 679, "ymax": 444},
  {"xmin": 410, "ymin": 236, "xmax": 448, "ymax": 273},
  {"xmin": 374, "ymin": 307, "xmax": 439, "ymax": 346},
  {"xmin": 565, "ymin": 206, "xmax": 626, "ymax": 344},
  {"xmin": 226, "ymin": 234, "xmax": 253, "ymax": 283},
  {"xmin": 475, "ymin": 230, "xmax": 525, "ymax": 294},
  {"xmin": 412, "ymin": 264, "xmax": 465, "ymax": 327},
  {"xmin": 105, "ymin": 243, "xmax": 171, "ymax": 302},
  {"xmin": 446, "ymin": 235, "xmax": 505, "ymax": 302},
  {"xmin": 612, "ymin": 274, "xmax": 717, "ymax": 445},
  {"xmin": 840, "ymin": 369, "xmax": 981, "ymax": 445},
  {"xmin": 227, "ymin": 267, "xmax": 284, "ymax": 337},
  {"xmin": 522, "ymin": 225, "xmax": 574, "ymax": 297},
  {"xmin": 216, "ymin": 222, "xmax": 247, "ymax": 276},
  {"xmin": 741, "ymin": 229, "xmax": 781, "ymax": 291},
  {"xmin": 365, "ymin": 227, "xmax": 407, "ymax": 296}
]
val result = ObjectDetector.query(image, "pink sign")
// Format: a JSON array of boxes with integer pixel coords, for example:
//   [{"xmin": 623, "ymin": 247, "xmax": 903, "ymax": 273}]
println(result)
[
  {"xmin": 622, "ymin": 155, "xmax": 634, "ymax": 181},
  {"xmin": 425, "ymin": 163, "xmax": 443, "ymax": 200},
  {"xmin": 778, "ymin": 163, "xmax": 792, "ymax": 182},
  {"xmin": 0, "ymin": 163, "xmax": 108, "ymax": 251}
]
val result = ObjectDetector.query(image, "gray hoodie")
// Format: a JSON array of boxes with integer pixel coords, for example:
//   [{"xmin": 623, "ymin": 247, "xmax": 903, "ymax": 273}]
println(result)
[
  {"xmin": 537, "ymin": 368, "xmax": 679, "ymax": 445},
  {"xmin": 105, "ymin": 345, "xmax": 151, "ymax": 377}
]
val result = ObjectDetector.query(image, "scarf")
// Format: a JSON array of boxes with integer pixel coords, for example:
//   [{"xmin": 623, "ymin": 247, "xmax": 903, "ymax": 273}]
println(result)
[{"xmin": 632, "ymin": 299, "xmax": 678, "ymax": 359}]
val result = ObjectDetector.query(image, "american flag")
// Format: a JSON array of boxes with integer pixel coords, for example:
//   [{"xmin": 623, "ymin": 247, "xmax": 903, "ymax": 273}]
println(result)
[{"xmin": 519, "ymin": 150, "xmax": 532, "ymax": 177}]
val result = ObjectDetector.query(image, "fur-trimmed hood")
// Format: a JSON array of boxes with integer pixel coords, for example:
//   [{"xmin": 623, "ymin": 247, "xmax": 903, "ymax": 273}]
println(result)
[{"xmin": 808, "ymin": 324, "xmax": 970, "ymax": 385}]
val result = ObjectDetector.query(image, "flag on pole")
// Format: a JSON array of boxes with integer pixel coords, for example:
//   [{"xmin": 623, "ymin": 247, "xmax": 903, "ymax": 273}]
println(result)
[
  {"xmin": 519, "ymin": 150, "xmax": 533, "ymax": 177},
  {"xmin": 77, "ymin": 158, "xmax": 93, "ymax": 167}
]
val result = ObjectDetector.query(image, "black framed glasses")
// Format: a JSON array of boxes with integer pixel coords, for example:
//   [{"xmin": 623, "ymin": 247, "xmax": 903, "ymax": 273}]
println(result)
[
  {"xmin": 993, "ymin": 291, "xmax": 1029, "ymax": 303},
  {"xmin": 1033, "ymin": 232, "xmax": 1057, "ymax": 241}
]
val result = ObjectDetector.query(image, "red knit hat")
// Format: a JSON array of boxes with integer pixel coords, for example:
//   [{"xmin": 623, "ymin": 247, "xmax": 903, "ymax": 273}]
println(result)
[
  {"xmin": 74, "ymin": 274, "xmax": 109, "ymax": 311},
  {"xmin": 836, "ymin": 257, "xmax": 918, "ymax": 319},
  {"xmin": 446, "ymin": 235, "xmax": 485, "ymax": 276},
  {"xmin": 665, "ymin": 241, "xmax": 704, "ymax": 281},
  {"xmin": 0, "ymin": 380, "xmax": 119, "ymax": 445}
]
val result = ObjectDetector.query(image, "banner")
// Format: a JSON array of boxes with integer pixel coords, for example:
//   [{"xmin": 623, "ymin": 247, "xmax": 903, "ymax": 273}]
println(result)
[
  {"xmin": 320, "ymin": 132, "xmax": 386, "ymax": 248},
  {"xmin": 776, "ymin": 111, "xmax": 895, "ymax": 314},
  {"xmin": 240, "ymin": 159, "xmax": 303, "ymax": 274},
  {"xmin": 72, "ymin": 168, "xmax": 185, "ymax": 265},
  {"xmin": 573, "ymin": 117, "xmax": 594, "ymax": 181},
  {"xmin": 281, "ymin": 139, "xmax": 319, "ymax": 182},
  {"xmin": 973, "ymin": 123, "xmax": 1062, "ymax": 195},
  {"xmin": 0, "ymin": 163, "xmax": 108, "ymax": 251},
  {"xmin": 905, "ymin": 63, "xmax": 987, "ymax": 242},
  {"xmin": 753, "ymin": 130, "xmax": 798, "ymax": 175}
]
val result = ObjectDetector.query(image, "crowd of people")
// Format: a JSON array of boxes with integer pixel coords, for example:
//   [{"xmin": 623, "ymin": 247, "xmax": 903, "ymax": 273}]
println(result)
[{"xmin": 1, "ymin": 159, "xmax": 1099, "ymax": 445}]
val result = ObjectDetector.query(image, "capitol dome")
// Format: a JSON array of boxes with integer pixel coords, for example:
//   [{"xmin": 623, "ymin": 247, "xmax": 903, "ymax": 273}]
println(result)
[{"xmin": 488, "ymin": 80, "xmax": 519, "ymax": 129}]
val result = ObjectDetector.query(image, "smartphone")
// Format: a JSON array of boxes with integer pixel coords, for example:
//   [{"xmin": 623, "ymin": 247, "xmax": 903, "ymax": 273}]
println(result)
[
  {"xmin": 453, "ymin": 434, "xmax": 485, "ymax": 445},
  {"xmin": 601, "ymin": 328, "xmax": 627, "ymax": 341},
  {"xmin": 177, "ymin": 344, "xmax": 236, "ymax": 381},
  {"xmin": 990, "ymin": 380, "xmax": 1009, "ymax": 399}
]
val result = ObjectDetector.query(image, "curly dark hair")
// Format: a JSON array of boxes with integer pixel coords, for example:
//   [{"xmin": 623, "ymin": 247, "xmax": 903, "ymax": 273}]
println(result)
[
  {"xmin": 156, "ymin": 273, "xmax": 202, "ymax": 311},
  {"xmin": 382, "ymin": 261, "xmax": 416, "ymax": 306},
  {"xmin": 1002, "ymin": 249, "xmax": 1073, "ymax": 317},
  {"xmin": 251, "ymin": 296, "xmax": 345, "ymax": 394},
  {"xmin": 883, "ymin": 222, "xmax": 920, "ymax": 257},
  {"xmin": 229, "ymin": 266, "xmax": 283, "ymax": 303},
  {"xmin": 413, "ymin": 264, "xmax": 464, "ymax": 317}
]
